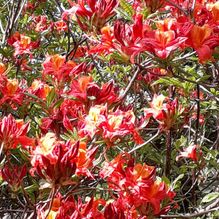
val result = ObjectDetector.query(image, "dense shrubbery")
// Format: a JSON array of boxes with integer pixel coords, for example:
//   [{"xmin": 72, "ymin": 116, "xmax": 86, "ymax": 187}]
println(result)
[{"xmin": 0, "ymin": 0, "xmax": 218, "ymax": 218}]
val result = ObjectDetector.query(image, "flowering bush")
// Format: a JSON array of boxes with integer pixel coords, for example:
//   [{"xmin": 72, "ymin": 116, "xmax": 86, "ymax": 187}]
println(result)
[{"xmin": 0, "ymin": 0, "xmax": 218, "ymax": 218}]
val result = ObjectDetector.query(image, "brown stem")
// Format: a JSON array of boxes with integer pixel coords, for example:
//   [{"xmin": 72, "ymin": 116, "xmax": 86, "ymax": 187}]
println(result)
[
  {"xmin": 119, "ymin": 67, "xmax": 141, "ymax": 102},
  {"xmin": 195, "ymin": 84, "xmax": 200, "ymax": 144},
  {"xmin": 212, "ymin": 116, "xmax": 219, "ymax": 150},
  {"xmin": 20, "ymin": 184, "xmax": 34, "ymax": 209},
  {"xmin": 160, "ymin": 206, "xmax": 219, "ymax": 218},
  {"xmin": 165, "ymin": 129, "xmax": 172, "ymax": 177},
  {"xmin": 165, "ymin": 0, "xmax": 188, "ymax": 16},
  {"xmin": 191, "ymin": 84, "xmax": 200, "ymax": 206},
  {"xmin": 43, "ymin": 186, "xmax": 56, "ymax": 219}
]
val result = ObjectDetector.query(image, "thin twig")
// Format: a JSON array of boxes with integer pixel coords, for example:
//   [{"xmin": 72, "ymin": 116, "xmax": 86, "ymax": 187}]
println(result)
[
  {"xmin": 1, "ymin": 0, "xmax": 15, "ymax": 45},
  {"xmin": 190, "ymin": 0, "xmax": 196, "ymax": 19},
  {"xmin": 128, "ymin": 131, "xmax": 160, "ymax": 154},
  {"xmin": 0, "ymin": 209, "xmax": 33, "ymax": 213},
  {"xmin": 165, "ymin": 129, "xmax": 172, "ymax": 177},
  {"xmin": 119, "ymin": 67, "xmax": 141, "ymax": 102},
  {"xmin": 84, "ymin": 38, "xmax": 105, "ymax": 81},
  {"xmin": 205, "ymin": 198, "xmax": 219, "ymax": 211},
  {"xmin": 195, "ymin": 84, "xmax": 200, "ymax": 144},
  {"xmin": 160, "ymin": 206, "xmax": 219, "ymax": 218},
  {"xmin": 14, "ymin": 0, "xmax": 27, "ymax": 25},
  {"xmin": 165, "ymin": 0, "xmax": 188, "ymax": 16},
  {"xmin": 43, "ymin": 186, "xmax": 56, "ymax": 219}
]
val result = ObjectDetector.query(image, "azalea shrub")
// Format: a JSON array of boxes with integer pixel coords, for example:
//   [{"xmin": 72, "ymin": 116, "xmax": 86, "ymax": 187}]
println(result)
[{"xmin": 0, "ymin": 0, "xmax": 219, "ymax": 218}]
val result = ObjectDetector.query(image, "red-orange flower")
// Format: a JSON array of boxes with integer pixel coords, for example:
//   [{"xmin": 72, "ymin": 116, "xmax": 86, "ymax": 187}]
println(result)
[
  {"xmin": 144, "ymin": 94, "xmax": 183, "ymax": 130},
  {"xmin": 46, "ymin": 196, "xmax": 105, "ymax": 219},
  {"xmin": 68, "ymin": 76, "xmax": 119, "ymax": 107},
  {"xmin": 0, "ymin": 77, "xmax": 25, "ymax": 108},
  {"xmin": 140, "ymin": 18, "xmax": 187, "ymax": 59},
  {"xmin": 0, "ymin": 114, "xmax": 34, "ymax": 153},
  {"xmin": 30, "ymin": 133, "xmax": 79, "ymax": 185},
  {"xmin": 53, "ymin": 20, "xmax": 68, "ymax": 32},
  {"xmin": 100, "ymin": 153, "xmax": 175, "ymax": 217},
  {"xmin": 63, "ymin": 0, "xmax": 118, "ymax": 31},
  {"xmin": 99, "ymin": 108, "xmax": 143, "ymax": 144},
  {"xmin": 42, "ymin": 54, "xmax": 76, "ymax": 83},
  {"xmin": 187, "ymin": 24, "xmax": 219, "ymax": 62},
  {"xmin": 211, "ymin": 2, "xmax": 219, "ymax": 23},
  {"xmin": 76, "ymin": 141, "xmax": 98, "ymax": 177},
  {"xmin": 1, "ymin": 163, "xmax": 27, "ymax": 192},
  {"xmin": 28, "ymin": 79, "xmax": 52, "ymax": 100},
  {"xmin": 90, "ymin": 14, "xmax": 151, "ymax": 62},
  {"xmin": 176, "ymin": 144, "xmax": 202, "ymax": 162},
  {"xmin": 32, "ymin": 15, "xmax": 51, "ymax": 32},
  {"xmin": 0, "ymin": 63, "xmax": 6, "ymax": 74},
  {"xmin": 8, "ymin": 32, "xmax": 39, "ymax": 57},
  {"xmin": 79, "ymin": 105, "xmax": 143, "ymax": 144}
]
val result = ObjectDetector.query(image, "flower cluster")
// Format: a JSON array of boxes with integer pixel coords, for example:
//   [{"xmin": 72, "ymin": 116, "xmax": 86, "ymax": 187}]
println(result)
[
  {"xmin": 100, "ymin": 153, "xmax": 175, "ymax": 217},
  {"xmin": 0, "ymin": 0, "xmax": 217, "ymax": 218}
]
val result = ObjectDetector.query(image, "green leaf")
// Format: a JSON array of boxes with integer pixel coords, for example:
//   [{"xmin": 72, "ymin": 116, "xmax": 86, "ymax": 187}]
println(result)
[
  {"xmin": 171, "ymin": 174, "xmax": 184, "ymax": 190},
  {"xmin": 119, "ymin": 0, "xmax": 134, "ymax": 17},
  {"xmin": 201, "ymin": 192, "xmax": 219, "ymax": 203},
  {"xmin": 153, "ymin": 77, "xmax": 182, "ymax": 88},
  {"xmin": 162, "ymin": 176, "xmax": 171, "ymax": 187},
  {"xmin": 24, "ymin": 183, "xmax": 39, "ymax": 194},
  {"xmin": 46, "ymin": 88, "xmax": 56, "ymax": 106},
  {"xmin": 53, "ymin": 98, "xmax": 64, "ymax": 109}
]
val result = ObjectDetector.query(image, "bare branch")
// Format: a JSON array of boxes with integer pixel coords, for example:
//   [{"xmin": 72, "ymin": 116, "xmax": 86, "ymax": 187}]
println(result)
[
  {"xmin": 128, "ymin": 131, "xmax": 160, "ymax": 154},
  {"xmin": 160, "ymin": 206, "xmax": 219, "ymax": 218}
]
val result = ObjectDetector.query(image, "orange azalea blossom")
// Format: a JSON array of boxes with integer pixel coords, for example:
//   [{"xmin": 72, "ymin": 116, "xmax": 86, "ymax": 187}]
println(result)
[
  {"xmin": 79, "ymin": 105, "xmax": 143, "ymax": 144},
  {"xmin": 7, "ymin": 32, "xmax": 39, "ymax": 57},
  {"xmin": 1, "ymin": 163, "xmax": 27, "ymax": 192},
  {"xmin": 0, "ymin": 63, "xmax": 6, "ymax": 74},
  {"xmin": 53, "ymin": 20, "xmax": 68, "ymax": 32},
  {"xmin": 190, "ymin": 25, "xmax": 212, "ymax": 49},
  {"xmin": 63, "ymin": 0, "xmax": 118, "ymax": 32},
  {"xmin": 140, "ymin": 18, "xmax": 187, "ymax": 59},
  {"xmin": 99, "ymin": 109, "xmax": 143, "ymax": 144},
  {"xmin": 31, "ymin": 133, "xmax": 79, "ymax": 185},
  {"xmin": 0, "ymin": 77, "xmax": 25, "ymax": 107},
  {"xmin": 37, "ymin": 195, "xmax": 61, "ymax": 219},
  {"xmin": 144, "ymin": 94, "xmax": 183, "ymax": 130},
  {"xmin": 42, "ymin": 195, "xmax": 105, "ymax": 219},
  {"xmin": 60, "ymin": 99, "xmax": 85, "ymax": 131},
  {"xmin": 90, "ymin": 14, "xmax": 151, "ymax": 63},
  {"xmin": 0, "ymin": 114, "xmax": 34, "ymax": 153},
  {"xmin": 49, "ymin": 197, "xmax": 61, "ymax": 217},
  {"xmin": 192, "ymin": 1, "xmax": 219, "ymax": 26},
  {"xmin": 6, "ymin": 79, "xmax": 19, "ymax": 95},
  {"xmin": 176, "ymin": 144, "xmax": 202, "ymax": 162},
  {"xmin": 187, "ymin": 24, "xmax": 219, "ymax": 62},
  {"xmin": 155, "ymin": 18, "xmax": 177, "ymax": 32},
  {"xmin": 76, "ymin": 141, "xmax": 98, "ymax": 177},
  {"xmin": 79, "ymin": 104, "xmax": 107, "ymax": 138},
  {"xmin": 100, "ymin": 153, "xmax": 175, "ymax": 217},
  {"xmin": 32, "ymin": 15, "xmax": 51, "ymax": 32},
  {"xmin": 69, "ymin": 75, "xmax": 93, "ymax": 102},
  {"xmin": 42, "ymin": 54, "xmax": 76, "ymax": 83},
  {"xmin": 28, "ymin": 79, "xmax": 52, "ymax": 100},
  {"xmin": 68, "ymin": 76, "xmax": 119, "ymax": 107},
  {"xmin": 91, "ymin": 16, "xmax": 187, "ymax": 61},
  {"xmin": 211, "ymin": 2, "xmax": 219, "ymax": 23},
  {"xmin": 40, "ymin": 108, "xmax": 63, "ymax": 135},
  {"xmin": 31, "ymin": 134, "xmax": 97, "ymax": 183},
  {"xmin": 113, "ymin": 14, "xmax": 152, "ymax": 62}
]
